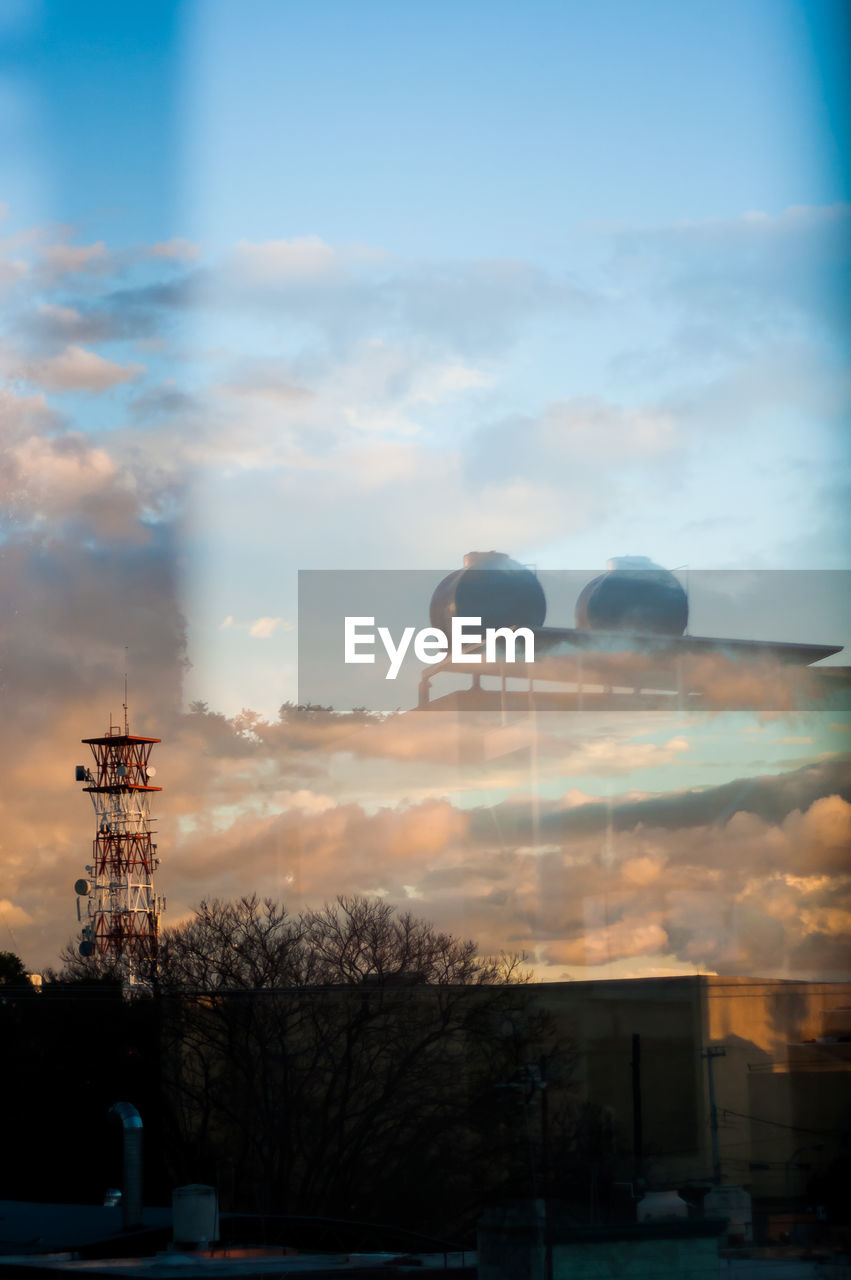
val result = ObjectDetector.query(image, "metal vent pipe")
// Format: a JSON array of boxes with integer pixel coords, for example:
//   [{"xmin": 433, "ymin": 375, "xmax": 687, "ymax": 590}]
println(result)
[{"xmin": 109, "ymin": 1102, "xmax": 143, "ymax": 1230}]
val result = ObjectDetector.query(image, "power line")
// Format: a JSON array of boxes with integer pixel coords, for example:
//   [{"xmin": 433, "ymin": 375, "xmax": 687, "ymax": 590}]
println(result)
[{"xmin": 720, "ymin": 1108, "xmax": 833, "ymax": 1137}]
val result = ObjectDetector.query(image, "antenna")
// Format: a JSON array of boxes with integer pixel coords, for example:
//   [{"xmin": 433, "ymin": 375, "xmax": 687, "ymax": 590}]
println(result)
[
  {"xmin": 75, "ymin": 711, "xmax": 164, "ymax": 995},
  {"xmin": 123, "ymin": 646, "xmax": 129, "ymax": 735}
]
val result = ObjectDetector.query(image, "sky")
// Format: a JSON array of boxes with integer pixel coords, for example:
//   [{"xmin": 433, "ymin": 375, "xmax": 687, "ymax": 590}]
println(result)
[{"xmin": 1, "ymin": 0, "xmax": 849, "ymax": 978}]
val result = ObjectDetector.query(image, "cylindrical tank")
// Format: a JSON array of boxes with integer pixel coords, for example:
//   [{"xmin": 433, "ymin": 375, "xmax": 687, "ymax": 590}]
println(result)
[
  {"xmin": 430, "ymin": 551, "xmax": 546, "ymax": 636},
  {"xmin": 173, "ymin": 1184, "xmax": 219, "ymax": 1248},
  {"xmin": 637, "ymin": 1189, "xmax": 689, "ymax": 1222},
  {"xmin": 575, "ymin": 557, "xmax": 687, "ymax": 636},
  {"xmin": 703, "ymin": 1185, "xmax": 752, "ymax": 1244}
]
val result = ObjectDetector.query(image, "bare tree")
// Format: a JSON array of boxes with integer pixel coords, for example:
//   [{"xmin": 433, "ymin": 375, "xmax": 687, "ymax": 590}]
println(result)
[
  {"xmin": 159, "ymin": 897, "xmax": 308, "ymax": 990},
  {"xmin": 154, "ymin": 895, "xmax": 551, "ymax": 1235},
  {"xmin": 49, "ymin": 940, "xmax": 125, "ymax": 985},
  {"xmin": 299, "ymin": 894, "xmax": 527, "ymax": 986},
  {"xmin": 157, "ymin": 893, "xmax": 527, "ymax": 990},
  {"xmin": 52, "ymin": 895, "xmax": 570, "ymax": 1233}
]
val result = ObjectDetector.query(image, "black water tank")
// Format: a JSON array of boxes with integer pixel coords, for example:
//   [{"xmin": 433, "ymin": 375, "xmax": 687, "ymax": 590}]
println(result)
[
  {"xmin": 575, "ymin": 557, "xmax": 687, "ymax": 636},
  {"xmin": 430, "ymin": 551, "xmax": 546, "ymax": 635}
]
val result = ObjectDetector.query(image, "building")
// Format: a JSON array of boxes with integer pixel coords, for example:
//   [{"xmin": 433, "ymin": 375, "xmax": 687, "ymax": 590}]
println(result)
[{"xmin": 522, "ymin": 975, "xmax": 851, "ymax": 1240}]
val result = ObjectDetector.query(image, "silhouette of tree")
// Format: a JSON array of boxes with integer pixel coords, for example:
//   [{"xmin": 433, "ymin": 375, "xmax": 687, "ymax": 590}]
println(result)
[
  {"xmin": 50, "ymin": 941, "xmax": 126, "ymax": 985},
  {"xmin": 49, "ymin": 895, "xmax": 576, "ymax": 1235},
  {"xmin": 0, "ymin": 950, "xmax": 29, "ymax": 985},
  {"xmin": 159, "ymin": 894, "xmax": 526, "ymax": 990},
  {"xmin": 155, "ymin": 895, "xmax": 555, "ymax": 1236}
]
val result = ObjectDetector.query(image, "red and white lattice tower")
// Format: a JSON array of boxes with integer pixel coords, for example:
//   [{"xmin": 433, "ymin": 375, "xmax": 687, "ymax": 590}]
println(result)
[{"xmin": 74, "ymin": 709, "xmax": 164, "ymax": 992}]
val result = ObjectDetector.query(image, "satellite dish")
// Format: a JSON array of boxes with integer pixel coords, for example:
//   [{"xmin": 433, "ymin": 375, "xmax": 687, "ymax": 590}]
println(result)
[
  {"xmin": 117, "ymin": 765, "xmax": 127, "ymax": 777},
  {"xmin": 74, "ymin": 878, "xmax": 90, "ymax": 896},
  {"xmin": 79, "ymin": 940, "xmax": 94, "ymax": 958},
  {"xmin": 146, "ymin": 766, "xmax": 157, "ymax": 778}
]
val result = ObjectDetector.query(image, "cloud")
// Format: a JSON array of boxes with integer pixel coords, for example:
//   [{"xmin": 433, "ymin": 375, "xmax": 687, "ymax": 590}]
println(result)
[
  {"xmin": 217, "ymin": 368, "xmax": 312, "ymax": 406},
  {"xmin": 147, "ymin": 701, "xmax": 851, "ymax": 978},
  {"xmin": 33, "ymin": 303, "xmax": 90, "ymax": 338},
  {"xmin": 160, "ymin": 237, "xmax": 593, "ymax": 357},
  {"xmin": 92, "ymin": 246, "xmax": 587, "ymax": 376},
  {"xmin": 781, "ymin": 793, "xmax": 851, "ymax": 875},
  {"xmin": 26, "ymin": 345, "xmax": 144, "ymax": 392},
  {"xmin": 4, "ymin": 432, "xmax": 116, "ymax": 521},
  {"xmin": 129, "ymin": 384, "xmax": 200, "ymax": 421},
  {"xmin": 536, "ymin": 757, "xmax": 851, "ymax": 841},
  {"xmin": 0, "ymin": 384, "xmax": 179, "ymax": 540},
  {"xmin": 0, "ymin": 899, "xmax": 34, "ymax": 928},
  {"xmin": 5, "ymin": 627, "xmax": 848, "ymax": 978},
  {"xmin": 149, "ymin": 238, "xmax": 201, "ymax": 261},
  {"xmin": 37, "ymin": 240, "xmax": 111, "ymax": 278},
  {"xmin": 0, "ymin": 389, "xmax": 117, "ymax": 535},
  {"xmin": 1, "ymin": 210, "xmax": 847, "ymax": 982},
  {"xmin": 27, "ymin": 300, "xmax": 160, "ymax": 347},
  {"xmin": 249, "ymin": 617, "xmax": 286, "ymax": 638},
  {"xmin": 611, "ymin": 203, "xmax": 851, "ymax": 350},
  {"xmin": 102, "ymin": 272, "xmax": 202, "ymax": 315},
  {"xmin": 0, "ymin": 490, "xmax": 186, "ymax": 973},
  {"xmin": 0, "ymin": 255, "xmax": 27, "ymax": 292},
  {"xmin": 165, "ymin": 795, "xmax": 470, "ymax": 904},
  {"xmin": 541, "ymin": 918, "xmax": 669, "ymax": 967},
  {"xmin": 0, "ymin": 386, "xmax": 59, "ymax": 444},
  {"xmin": 232, "ymin": 235, "xmax": 342, "ymax": 281},
  {"xmin": 466, "ymin": 397, "xmax": 679, "ymax": 494}
]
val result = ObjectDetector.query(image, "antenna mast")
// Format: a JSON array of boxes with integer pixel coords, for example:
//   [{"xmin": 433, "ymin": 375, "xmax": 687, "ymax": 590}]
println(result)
[
  {"xmin": 123, "ymin": 647, "xmax": 129, "ymax": 736},
  {"xmin": 73, "ymin": 702, "xmax": 165, "ymax": 995}
]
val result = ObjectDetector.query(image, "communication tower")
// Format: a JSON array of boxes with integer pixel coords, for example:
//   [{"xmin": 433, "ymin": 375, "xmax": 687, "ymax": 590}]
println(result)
[{"xmin": 73, "ymin": 700, "xmax": 164, "ymax": 993}]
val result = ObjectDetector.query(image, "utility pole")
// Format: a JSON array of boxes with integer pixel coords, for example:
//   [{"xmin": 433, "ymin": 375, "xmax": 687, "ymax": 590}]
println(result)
[
  {"xmin": 631, "ymin": 1033, "xmax": 644, "ymax": 1185},
  {"xmin": 702, "ymin": 1046, "xmax": 726, "ymax": 1184}
]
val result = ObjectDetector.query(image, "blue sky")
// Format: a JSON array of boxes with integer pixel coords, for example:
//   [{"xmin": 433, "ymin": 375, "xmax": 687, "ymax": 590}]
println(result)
[
  {"xmin": 1, "ymin": 0, "xmax": 849, "ymax": 975},
  {"xmin": 10, "ymin": 1, "xmax": 850, "ymax": 249},
  {"xmin": 180, "ymin": 0, "xmax": 849, "ymax": 246}
]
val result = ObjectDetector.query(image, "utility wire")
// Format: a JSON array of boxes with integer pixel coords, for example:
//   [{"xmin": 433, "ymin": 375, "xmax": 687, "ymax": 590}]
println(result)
[{"xmin": 720, "ymin": 1108, "xmax": 833, "ymax": 1137}]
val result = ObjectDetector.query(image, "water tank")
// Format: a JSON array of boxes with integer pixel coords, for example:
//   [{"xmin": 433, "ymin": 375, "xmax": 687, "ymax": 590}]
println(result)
[
  {"xmin": 430, "ymin": 551, "xmax": 546, "ymax": 636},
  {"xmin": 575, "ymin": 557, "xmax": 687, "ymax": 636},
  {"xmin": 173, "ymin": 1184, "xmax": 219, "ymax": 1247},
  {"xmin": 703, "ymin": 1185, "xmax": 752, "ymax": 1244},
  {"xmin": 637, "ymin": 1189, "xmax": 689, "ymax": 1222}
]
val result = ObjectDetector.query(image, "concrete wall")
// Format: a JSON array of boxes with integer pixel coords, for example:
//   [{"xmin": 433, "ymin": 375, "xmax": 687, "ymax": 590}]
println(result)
[{"xmin": 553, "ymin": 1232, "xmax": 720, "ymax": 1279}]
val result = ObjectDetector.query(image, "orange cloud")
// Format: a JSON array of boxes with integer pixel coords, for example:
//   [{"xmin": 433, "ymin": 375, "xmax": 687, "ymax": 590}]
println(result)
[
  {"xmin": 27, "ymin": 345, "xmax": 144, "ymax": 392},
  {"xmin": 38, "ymin": 241, "xmax": 111, "ymax": 276}
]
